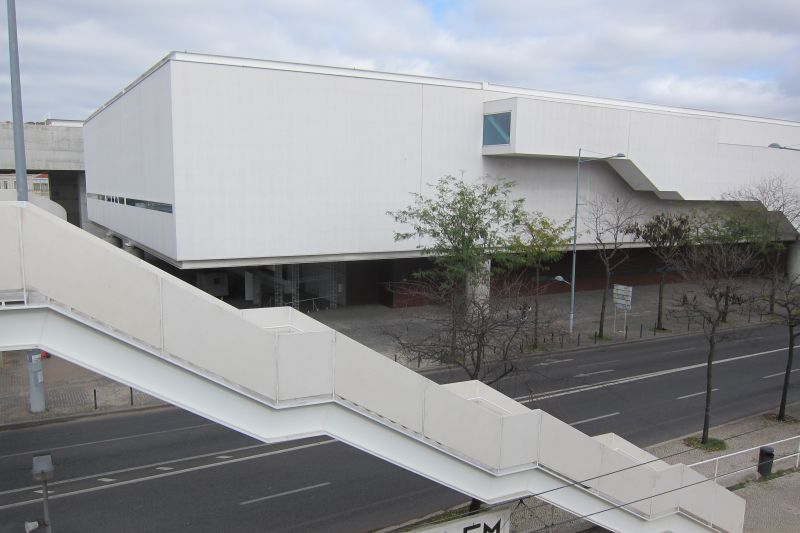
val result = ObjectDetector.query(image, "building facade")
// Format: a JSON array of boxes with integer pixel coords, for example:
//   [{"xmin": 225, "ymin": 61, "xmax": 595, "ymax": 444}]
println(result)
[{"xmin": 83, "ymin": 52, "xmax": 800, "ymax": 309}]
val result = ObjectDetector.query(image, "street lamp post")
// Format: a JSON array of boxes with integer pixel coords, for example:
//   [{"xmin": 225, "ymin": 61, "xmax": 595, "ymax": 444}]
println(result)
[
  {"xmin": 568, "ymin": 149, "xmax": 625, "ymax": 334},
  {"xmin": 768, "ymin": 143, "xmax": 800, "ymax": 152}
]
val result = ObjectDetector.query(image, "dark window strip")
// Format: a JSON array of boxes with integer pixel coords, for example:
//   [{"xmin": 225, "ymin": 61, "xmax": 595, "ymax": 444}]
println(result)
[{"xmin": 87, "ymin": 193, "xmax": 173, "ymax": 213}]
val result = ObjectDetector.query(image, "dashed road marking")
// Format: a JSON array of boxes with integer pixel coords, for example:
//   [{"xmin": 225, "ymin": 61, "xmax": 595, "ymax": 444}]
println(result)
[
  {"xmin": 570, "ymin": 412, "xmax": 620, "ymax": 426},
  {"xmin": 762, "ymin": 369, "xmax": 798, "ymax": 379},
  {"xmin": 677, "ymin": 389, "xmax": 718, "ymax": 400},
  {"xmin": 240, "ymin": 482, "xmax": 332, "ymax": 506},
  {"xmin": 573, "ymin": 369, "xmax": 615, "ymax": 378}
]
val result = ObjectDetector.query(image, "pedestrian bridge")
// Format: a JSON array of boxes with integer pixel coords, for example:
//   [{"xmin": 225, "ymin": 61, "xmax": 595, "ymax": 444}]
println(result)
[{"xmin": 0, "ymin": 202, "xmax": 744, "ymax": 532}]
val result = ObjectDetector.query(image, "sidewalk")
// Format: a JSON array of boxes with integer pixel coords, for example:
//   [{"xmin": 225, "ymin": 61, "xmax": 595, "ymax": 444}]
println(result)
[
  {"xmin": 457, "ymin": 405, "xmax": 800, "ymax": 533},
  {"xmin": 0, "ymin": 351, "xmax": 164, "ymax": 426},
  {"xmin": 312, "ymin": 280, "xmax": 781, "ymax": 366}
]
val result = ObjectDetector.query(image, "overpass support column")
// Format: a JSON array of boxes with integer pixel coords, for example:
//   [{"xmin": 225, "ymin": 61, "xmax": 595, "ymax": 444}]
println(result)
[{"xmin": 27, "ymin": 350, "xmax": 46, "ymax": 413}]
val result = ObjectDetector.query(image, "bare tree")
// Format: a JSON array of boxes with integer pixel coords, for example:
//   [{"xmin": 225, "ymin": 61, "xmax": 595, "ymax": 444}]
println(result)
[
  {"xmin": 628, "ymin": 213, "xmax": 693, "ymax": 330},
  {"xmin": 723, "ymin": 176, "xmax": 800, "ymax": 313},
  {"xmin": 766, "ymin": 274, "xmax": 800, "ymax": 421},
  {"xmin": 389, "ymin": 273, "xmax": 532, "ymax": 384},
  {"xmin": 673, "ymin": 211, "xmax": 762, "ymax": 443},
  {"xmin": 510, "ymin": 212, "xmax": 571, "ymax": 349},
  {"xmin": 584, "ymin": 194, "xmax": 643, "ymax": 337}
]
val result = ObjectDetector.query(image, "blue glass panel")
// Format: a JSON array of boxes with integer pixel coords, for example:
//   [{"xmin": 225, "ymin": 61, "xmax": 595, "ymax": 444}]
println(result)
[{"xmin": 483, "ymin": 112, "xmax": 511, "ymax": 145}]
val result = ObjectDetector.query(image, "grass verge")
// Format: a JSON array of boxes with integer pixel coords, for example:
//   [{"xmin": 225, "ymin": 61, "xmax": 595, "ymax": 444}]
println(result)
[{"xmin": 684, "ymin": 436, "xmax": 727, "ymax": 452}]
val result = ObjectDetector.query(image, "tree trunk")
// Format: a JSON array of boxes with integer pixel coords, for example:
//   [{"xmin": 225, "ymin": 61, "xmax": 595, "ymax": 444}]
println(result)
[
  {"xmin": 702, "ymin": 328, "xmax": 717, "ymax": 444},
  {"xmin": 778, "ymin": 326, "xmax": 795, "ymax": 421},
  {"xmin": 769, "ymin": 258, "xmax": 779, "ymax": 314},
  {"xmin": 599, "ymin": 270, "xmax": 610, "ymax": 337},
  {"xmin": 533, "ymin": 266, "xmax": 540, "ymax": 349},
  {"xmin": 657, "ymin": 270, "xmax": 665, "ymax": 330},
  {"xmin": 721, "ymin": 286, "xmax": 730, "ymax": 323}
]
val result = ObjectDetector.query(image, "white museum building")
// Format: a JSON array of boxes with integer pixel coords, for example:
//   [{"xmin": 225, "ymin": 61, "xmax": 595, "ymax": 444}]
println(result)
[{"xmin": 83, "ymin": 52, "xmax": 800, "ymax": 309}]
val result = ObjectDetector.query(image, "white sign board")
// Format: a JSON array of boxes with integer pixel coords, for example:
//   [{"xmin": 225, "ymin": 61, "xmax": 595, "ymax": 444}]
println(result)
[
  {"xmin": 613, "ymin": 284, "xmax": 633, "ymax": 311},
  {"xmin": 412, "ymin": 506, "xmax": 512, "ymax": 533}
]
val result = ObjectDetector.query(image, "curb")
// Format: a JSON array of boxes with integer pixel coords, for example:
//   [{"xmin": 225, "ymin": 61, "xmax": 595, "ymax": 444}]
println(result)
[
  {"xmin": 419, "ymin": 320, "xmax": 782, "ymax": 376},
  {"xmin": 645, "ymin": 401, "xmax": 800, "ymax": 452},
  {"xmin": 0, "ymin": 403, "xmax": 174, "ymax": 431}
]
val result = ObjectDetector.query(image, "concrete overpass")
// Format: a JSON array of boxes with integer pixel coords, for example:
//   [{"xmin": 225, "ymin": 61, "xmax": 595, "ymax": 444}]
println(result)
[
  {"xmin": 0, "ymin": 201, "xmax": 745, "ymax": 532},
  {"xmin": 0, "ymin": 120, "xmax": 89, "ymax": 229}
]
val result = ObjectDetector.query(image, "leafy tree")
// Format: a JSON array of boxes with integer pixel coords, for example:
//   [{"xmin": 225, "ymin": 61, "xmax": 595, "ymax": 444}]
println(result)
[
  {"xmin": 390, "ymin": 174, "xmax": 526, "ymax": 286},
  {"xmin": 628, "ymin": 213, "xmax": 693, "ymax": 330},
  {"xmin": 388, "ymin": 175, "xmax": 528, "ymax": 382},
  {"xmin": 724, "ymin": 176, "xmax": 800, "ymax": 313},
  {"xmin": 510, "ymin": 212, "xmax": 571, "ymax": 348},
  {"xmin": 674, "ymin": 210, "xmax": 762, "ymax": 443},
  {"xmin": 389, "ymin": 175, "xmax": 527, "ymax": 513},
  {"xmin": 584, "ymin": 194, "xmax": 643, "ymax": 337}
]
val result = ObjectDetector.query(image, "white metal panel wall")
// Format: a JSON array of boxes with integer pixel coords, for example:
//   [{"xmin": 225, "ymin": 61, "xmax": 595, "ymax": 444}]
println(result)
[
  {"xmin": 84, "ymin": 62, "xmax": 177, "ymax": 257},
  {"xmin": 513, "ymin": 98, "xmax": 631, "ymax": 158},
  {"xmin": 717, "ymin": 117, "xmax": 800, "ymax": 148},
  {"xmin": 627, "ymin": 111, "xmax": 720, "ymax": 200},
  {"xmin": 169, "ymin": 60, "xmax": 424, "ymax": 261},
  {"xmin": 421, "ymin": 84, "xmax": 485, "ymax": 183}
]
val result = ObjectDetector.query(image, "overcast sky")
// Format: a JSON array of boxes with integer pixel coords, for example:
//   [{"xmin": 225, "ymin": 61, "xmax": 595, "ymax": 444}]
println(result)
[{"xmin": 1, "ymin": 0, "xmax": 799, "ymax": 122}]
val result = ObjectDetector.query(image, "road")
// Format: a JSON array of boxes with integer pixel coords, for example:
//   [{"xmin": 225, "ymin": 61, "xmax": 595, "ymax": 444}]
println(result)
[{"xmin": 0, "ymin": 323, "xmax": 797, "ymax": 532}]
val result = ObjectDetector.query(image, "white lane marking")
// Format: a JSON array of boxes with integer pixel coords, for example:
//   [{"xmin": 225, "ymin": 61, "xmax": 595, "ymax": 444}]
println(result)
[
  {"xmin": 677, "ymin": 389, "xmax": 718, "ymax": 400},
  {"xmin": 240, "ymin": 482, "xmax": 332, "ymax": 506},
  {"xmin": 514, "ymin": 346, "xmax": 788, "ymax": 404},
  {"xmin": 0, "ymin": 423, "xmax": 214, "ymax": 460},
  {"xmin": 569, "ymin": 412, "xmax": 620, "ymax": 426},
  {"xmin": 536, "ymin": 358, "xmax": 574, "ymax": 366},
  {"xmin": 33, "ymin": 489, "xmax": 55, "ymax": 495},
  {"xmin": 0, "ymin": 441, "xmax": 328, "ymax": 497},
  {"xmin": 762, "ymin": 369, "xmax": 799, "ymax": 379},
  {"xmin": 97, "ymin": 478, "xmax": 116, "ymax": 483},
  {"xmin": 215, "ymin": 455, "xmax": 233, "ymax": 459},
  {"xmin": 0, "ymin": 440, "xmax": 336, "ymax": 510},
  {"xmin": 573, "ymin": 369, "xmax": 615, "ymax": 378},
  {"xmin": 155, "ymin": 466, "xmax": 173, "ymax": 471},
  {"xmin": 663, "ymin": 347, "xmax": 693, "ymax": 354}
]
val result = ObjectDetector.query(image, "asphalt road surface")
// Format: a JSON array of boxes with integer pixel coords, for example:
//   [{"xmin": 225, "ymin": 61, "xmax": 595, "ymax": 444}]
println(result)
[{"xmin": 0, "ymin": 323, "xmax": 796, "ymax": 532}]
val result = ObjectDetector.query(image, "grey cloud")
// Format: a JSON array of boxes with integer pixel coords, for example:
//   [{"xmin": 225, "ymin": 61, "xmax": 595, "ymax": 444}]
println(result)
[{"xmin": 0, "ymin": 0, "xmax": 798, "ymax": 121}]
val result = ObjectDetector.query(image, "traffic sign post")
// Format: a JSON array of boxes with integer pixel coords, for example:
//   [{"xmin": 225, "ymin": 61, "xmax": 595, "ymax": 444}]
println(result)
[{"xmin": 613, "ymin": 284, "xmax": 633, "ymax": 334}]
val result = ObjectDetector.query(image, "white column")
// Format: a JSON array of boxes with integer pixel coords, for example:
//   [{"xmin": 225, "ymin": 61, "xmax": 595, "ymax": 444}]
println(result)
[{"xmin": 27, "ymin": 350, "xmax": 46, "ymax": 413}]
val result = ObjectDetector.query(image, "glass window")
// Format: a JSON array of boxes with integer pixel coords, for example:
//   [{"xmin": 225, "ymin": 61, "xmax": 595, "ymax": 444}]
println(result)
[{"xmin": 483, "ymin": 112, "xmax": 511, "ymax": 145}]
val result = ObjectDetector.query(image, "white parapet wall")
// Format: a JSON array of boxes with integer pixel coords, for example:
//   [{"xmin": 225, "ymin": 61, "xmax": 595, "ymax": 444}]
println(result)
[{"xmin": 0, "ymin": 201, "xmax": 745, "ymax": 532}]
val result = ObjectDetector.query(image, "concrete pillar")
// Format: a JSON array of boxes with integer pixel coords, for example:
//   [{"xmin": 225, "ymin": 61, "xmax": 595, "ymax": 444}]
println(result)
[
  {"xmin": 103, "ymin": 232, "xmax": 122, "ymax": 247},
  {"xmin": 27, "ymin": 350, "xmax": 45, "ymax": 413},
  {"xmin": 273, "ymin": 265, "xmax": 284, "ymax": 306},
  {"xmin": 466, "ymin": 259, "xmax": 491, "ymax": 306},
  {"xmin": 289, "ymin": 264, "xmax": 300, "ymax": 309},
  {"xmin": 122, "ymin": 241, "xmax": 144, "ymax": 259},
  {"xmin": 787, "ymin": 242, "xmax": 800, "ymax": 280},
  {"xmin": 244, "ymin": 271, "xmax": 255, "ymax": 301}
]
